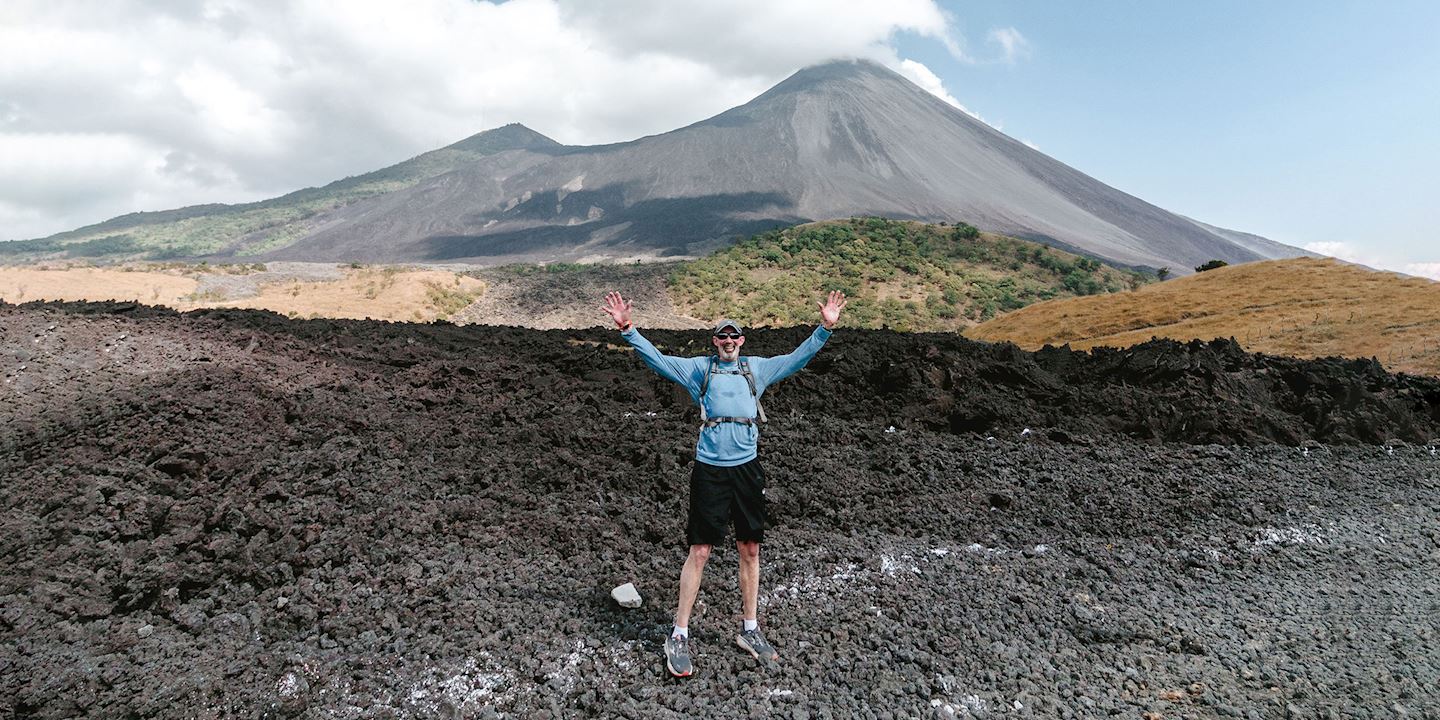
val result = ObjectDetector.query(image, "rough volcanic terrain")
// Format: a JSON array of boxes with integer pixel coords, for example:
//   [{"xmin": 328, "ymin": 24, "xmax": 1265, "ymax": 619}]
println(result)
[
  {"xmin": 452, "ymin": 263, "xmax": 703, "ymax": 331},
  {"xmin": 2, "ymin": 301, "xmax": 1438, "ymax": 719}
]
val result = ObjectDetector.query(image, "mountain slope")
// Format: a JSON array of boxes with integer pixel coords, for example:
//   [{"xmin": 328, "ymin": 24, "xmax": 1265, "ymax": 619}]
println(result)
[
  {"xmin": 3, "ymin": 124, "xmax": 560, "ymax": 260},
  {"xmin": 21, "ymin": 60, "xmax": 1308, "ymax": 271},
  {"xmin": 273, "ymin": 60, "xmax": 1308, "ymax": 270}
]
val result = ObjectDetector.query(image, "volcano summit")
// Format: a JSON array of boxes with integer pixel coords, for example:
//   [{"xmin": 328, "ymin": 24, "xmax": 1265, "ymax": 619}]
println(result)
[{"xmin": 32, "ymin": 60, "xmax": 1309, "ymax": 271}]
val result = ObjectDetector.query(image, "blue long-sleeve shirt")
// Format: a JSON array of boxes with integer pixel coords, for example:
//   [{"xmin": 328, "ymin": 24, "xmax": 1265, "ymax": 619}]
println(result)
[{"xmin": 621, "ymin": 325, "xmax": 833, "ymax": 467}]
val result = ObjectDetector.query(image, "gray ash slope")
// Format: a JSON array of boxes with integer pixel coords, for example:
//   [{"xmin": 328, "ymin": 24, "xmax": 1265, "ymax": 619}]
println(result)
[
  {"xmin": 3, "ymin": 301, "xmax": 1438, "ymax": 718},
  {"xmin": 261, "ymin": 60, "xmax": 1307, "ymax": 271}
]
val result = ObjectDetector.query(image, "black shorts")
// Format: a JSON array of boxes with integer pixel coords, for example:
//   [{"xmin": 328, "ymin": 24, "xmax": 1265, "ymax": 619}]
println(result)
[{"xmin": 686, "ymin": 458, "xmax": 767, "ymax": 546}]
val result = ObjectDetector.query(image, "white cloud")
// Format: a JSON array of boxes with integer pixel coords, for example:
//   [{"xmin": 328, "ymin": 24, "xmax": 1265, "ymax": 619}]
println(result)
[
  {"xmin": 897, "ymin": 60, "xmax": 971, "ymax": 115},
  {"xmin": 1403, "ymin": 263, "xmax": 1440, "ymax": 281},
  {"xmin": 892, "ymin": 59, "xmax": 1019, "ymax": 133},
  {"xmin": 174, "ymin": 62, "xmax": 292, "ymax": 153},
  {"xmin": 559, "ymin": 0, "xmax": 964, "ymax": 72},
  {"xmin": 894, "ymin": 58, "xmax": 1005, "ymax": 129},
  {"xmin": 0, "ymin": 131, "xmax": 263, "ymax": 233},
  {"xmin": 987, "ymin": 27, "xmax": 1030, "ymax": 64},
  {"xmin": 1304, "ymin": 241, "xmax": 1439, "ymax": 280},
  {"xmin": 0, "ymin": 0, "xmax": 1012, "ymax": 241},
  {"xmin": 1302, "ymin": 241, "xmax": 1366, "ymax": 262}
]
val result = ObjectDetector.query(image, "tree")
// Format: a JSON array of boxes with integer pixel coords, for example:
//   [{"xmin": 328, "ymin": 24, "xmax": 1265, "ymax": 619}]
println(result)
[
  {"xmin": 1194, "ymin": 259, "xmax": 1229, "ymax": 273},
  {"xmin": 1156, "ymin": 267, "xmax": 1171, "ymax": 281}
]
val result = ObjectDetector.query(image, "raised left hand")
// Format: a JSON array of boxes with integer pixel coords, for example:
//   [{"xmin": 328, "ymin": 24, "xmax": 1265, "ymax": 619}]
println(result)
[{"xmin": 817, "ymin": 290, "xmax": 847, "ymax": 330}]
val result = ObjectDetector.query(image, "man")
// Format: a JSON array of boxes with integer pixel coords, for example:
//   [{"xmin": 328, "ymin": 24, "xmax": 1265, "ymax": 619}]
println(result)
[{"xmin": 600, "ymin": 290, "xmax": 847, "ymax": 678}]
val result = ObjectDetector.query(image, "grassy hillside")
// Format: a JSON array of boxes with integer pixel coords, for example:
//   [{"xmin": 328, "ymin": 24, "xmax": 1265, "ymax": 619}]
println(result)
[
  {"xmin": 1, "ymin": 125, "xmax": 557, "ymax": 262},
  {"xmin": 668, "ymin": 217, "xmax": 1147, "ymax": 331},
  {"xmin": 967, "ymin": 256, "xmax": 1440, "ymax": 376}
]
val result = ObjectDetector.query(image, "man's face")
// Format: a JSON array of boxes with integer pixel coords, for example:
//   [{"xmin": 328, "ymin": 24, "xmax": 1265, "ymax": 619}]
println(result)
[{"xmin": 712, "ymin": 327, "xmax": 744, "ymax": 362}]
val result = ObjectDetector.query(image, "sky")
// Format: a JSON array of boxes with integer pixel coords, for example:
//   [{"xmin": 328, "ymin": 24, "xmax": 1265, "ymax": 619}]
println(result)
[{"xmin": 1, "ymin": 0, "xmax": 1435, "ymax": 278}]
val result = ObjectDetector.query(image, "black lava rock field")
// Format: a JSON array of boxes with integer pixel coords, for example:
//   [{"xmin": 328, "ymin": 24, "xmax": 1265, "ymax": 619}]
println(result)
[{"xmin": 3, "ymin": 301, "xmax": 1439, "ymax": 719}]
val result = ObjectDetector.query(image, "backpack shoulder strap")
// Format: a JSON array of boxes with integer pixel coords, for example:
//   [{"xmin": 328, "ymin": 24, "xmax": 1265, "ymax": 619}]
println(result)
[
  {"xmin": 699, "ymin": 356, "xmax": 717, "ymax": 422},
  {"xmin": 739, "ymin": 359, "xmax": 767, "ymax": 423}
]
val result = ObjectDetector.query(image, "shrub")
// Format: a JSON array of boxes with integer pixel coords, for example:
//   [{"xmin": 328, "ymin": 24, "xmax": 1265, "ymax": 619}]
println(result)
[
  {"xmin": 1061, "ymin": 269, "xmax": 1102, "ymax": 295},
  {"xmin": 67, "ymin": 235, "xmax": 139, "ymax": 256},
  {"xmin": 424, "ymin": 280, "xmax": 483, "ymax": 315},
  {"xmin": 0, "ymin": 238, "xmax": 60, "ymax": 256},
  {"xmin": 1195, "ymin": 259, "xmax": 1229, "ymax": 273},
  {"xmin": 950, "ymin": 223, "xmax": 980, "ymax": 241}
]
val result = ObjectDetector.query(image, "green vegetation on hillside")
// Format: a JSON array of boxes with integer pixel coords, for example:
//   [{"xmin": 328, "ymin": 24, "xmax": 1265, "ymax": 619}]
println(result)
[
  {"xmin": 16, "ymin": 126, "xmax": 557, "ymax": 262},
  {"xmin": 37, "ymin": 153, "xmax": 468, "ymax": 260},
  {"xmin": 669, "ymin": 217, "xmax": 1145, "ymax": 331},
  {"xmin": 0, "ymin": 234, "xmax": 141, "ymax": 257}
]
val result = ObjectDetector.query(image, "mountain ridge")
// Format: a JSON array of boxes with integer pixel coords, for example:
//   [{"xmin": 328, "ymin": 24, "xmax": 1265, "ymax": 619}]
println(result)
[{"xmin": 16, "ymin": 60, "xmax": 1310, "ymax": 272}]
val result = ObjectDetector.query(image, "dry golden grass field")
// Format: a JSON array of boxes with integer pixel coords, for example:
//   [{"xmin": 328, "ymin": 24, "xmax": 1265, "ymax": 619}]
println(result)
[
  {"xmin": 0, "ymin": 265, "xmax": 485, "ymax": 323},
  {"xmin": 0, "ymin": 266, "xmax": 199, "ymax": 305},
  {"xmin": 967, "ymin": 257, "xmax": 1440, "ymax": 376}
]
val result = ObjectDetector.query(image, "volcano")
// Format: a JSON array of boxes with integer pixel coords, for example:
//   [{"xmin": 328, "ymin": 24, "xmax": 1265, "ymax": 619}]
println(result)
[{"xmin": 41, "ymin": 60, "xmax": 1311, "ymax": 271}]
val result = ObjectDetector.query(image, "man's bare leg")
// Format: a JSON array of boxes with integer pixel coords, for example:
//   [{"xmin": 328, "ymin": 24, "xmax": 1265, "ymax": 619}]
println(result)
[
  {"xmin": 737, "ymin": 540, "xmax": 760, "ymax": 623},
  {"xmin": 666, "ymin": 544, "xmax": 710, "ymax": 677},
  {"xmin": 735, "ymin": 539, "xmax": 778, "ymax": 660},
  {"xmin": 675, "ymin": 544, "xmax": 711, "ymax": 629}
]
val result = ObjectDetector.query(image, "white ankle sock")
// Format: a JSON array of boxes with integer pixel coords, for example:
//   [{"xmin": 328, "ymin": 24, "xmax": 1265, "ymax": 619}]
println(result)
[
  {"xmin": 743, "ymin": 618, "xmax": 758, "ymax": 632},
  {"xmin": 672, "ymin": 625, "xmax": 688, "ymax": 639}
]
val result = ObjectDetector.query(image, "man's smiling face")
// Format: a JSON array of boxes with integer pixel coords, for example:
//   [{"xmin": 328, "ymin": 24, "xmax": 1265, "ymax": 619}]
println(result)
[{"xmin": 712, "ymin": 326, "xmax": 744, "ymax": 362}]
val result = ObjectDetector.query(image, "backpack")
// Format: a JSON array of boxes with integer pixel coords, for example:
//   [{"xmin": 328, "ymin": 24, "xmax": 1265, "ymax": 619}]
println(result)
[{"xmin": 698, "ymin": 356, "xmax": 767, "ymax": 429}]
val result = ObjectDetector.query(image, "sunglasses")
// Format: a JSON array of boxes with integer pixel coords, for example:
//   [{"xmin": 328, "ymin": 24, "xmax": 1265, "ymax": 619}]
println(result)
[{"xmin": 713, "ymin": 332, "xmax": 743, "ymax": 340}]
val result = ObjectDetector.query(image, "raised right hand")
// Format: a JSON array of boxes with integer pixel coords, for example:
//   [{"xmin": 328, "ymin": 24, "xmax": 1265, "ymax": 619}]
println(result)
[{"xmin": 602, "ymin": 291, "xmax": 633, "ymax": 329}]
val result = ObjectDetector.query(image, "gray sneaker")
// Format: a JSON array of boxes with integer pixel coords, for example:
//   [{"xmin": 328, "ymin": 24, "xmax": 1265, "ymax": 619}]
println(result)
[
  {"xmin": 736, "ymin": 628, "xmax": 778, "ymax": 661},
  {"xmin": 665, "ymin": 634, "xmax": 693, "ymax": 678}
]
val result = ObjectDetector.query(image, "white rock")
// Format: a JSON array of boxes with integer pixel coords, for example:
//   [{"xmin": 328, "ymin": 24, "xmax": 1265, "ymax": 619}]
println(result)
[
  {"xmin": 277, "ymin": 671, "xmax": 307, "ymax": 698},
  {"xmin": 611, "ymin": 582, "xmax": 642, "ymax": 609}
]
